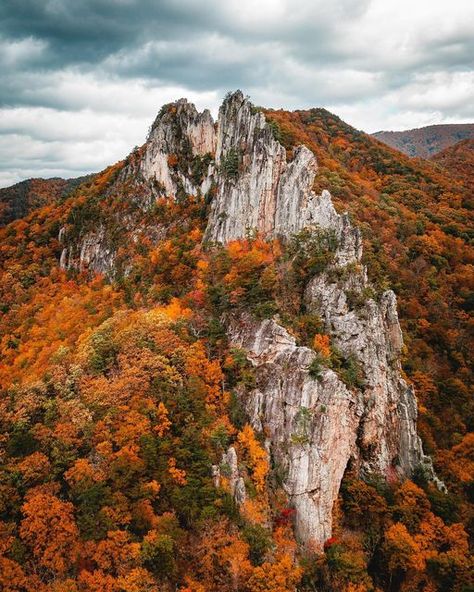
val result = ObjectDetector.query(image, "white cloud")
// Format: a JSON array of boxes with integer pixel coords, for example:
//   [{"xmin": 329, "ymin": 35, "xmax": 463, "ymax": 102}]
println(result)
[
  {"xmin": 0, "ymin": 36, "xmax": 48, "ymax": 67},
  {"xmin": 394, "ymin": 72, "xmax": 474, "ymax": 113},
  {"xmin": 0, "ymin": 74, "xmax": 220, "ymax": 186}
]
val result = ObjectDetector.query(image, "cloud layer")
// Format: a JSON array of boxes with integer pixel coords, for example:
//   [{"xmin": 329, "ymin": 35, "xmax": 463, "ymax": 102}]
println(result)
[{"xmin": 1, "ymin": 0, "xmax": 473, "ymax": 186}]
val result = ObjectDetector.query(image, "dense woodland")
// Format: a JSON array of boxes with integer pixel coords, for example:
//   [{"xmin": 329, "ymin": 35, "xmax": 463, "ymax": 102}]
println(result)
[
  {"xmin": 0, "ymin": 176, "xmax": 92, "ymax": 227},
  {"xmin": 0, "ymin": 107, "xmax": 472, "ymax": 591},
  {"xmin": 372, "ymin": 124, "xmax": 474, "ymax": 158},
  {"xmin": 431, "ymin": 139, "xmax": 474, "ymax": 191}
]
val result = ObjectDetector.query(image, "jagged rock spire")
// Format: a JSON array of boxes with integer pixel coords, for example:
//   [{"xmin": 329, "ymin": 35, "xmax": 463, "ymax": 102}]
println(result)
[
  {"xmin": 140, "ymin": 90, "xmax": 362, "ymax": 265},
  {"xmin": 205, "ymin": 91, "xmax": 362, "ymax": 264},
  {"xmin": 141, "ymin": 98, "xmax": 216, "ymax": 198}
]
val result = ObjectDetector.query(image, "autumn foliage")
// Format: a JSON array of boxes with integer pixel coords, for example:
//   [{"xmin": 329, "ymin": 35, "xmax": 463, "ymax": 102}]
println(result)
[{"xmin": 0, "ymin": 104, "xmax": 472, "ymax": 591}]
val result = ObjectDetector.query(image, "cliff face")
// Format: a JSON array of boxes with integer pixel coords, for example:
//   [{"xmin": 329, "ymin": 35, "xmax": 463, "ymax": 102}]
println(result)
[
  {"xmin": 204, "ymin": 93, "xmax": 439, "ymax": 548},
  {"xmin": 204, "ymin": 91, "xmax": 362, "ymax": 258},
  {"xmin": 141, "ymin": 98, "xmax": 216, "ymax": 198},
  {"xmin": 59, "ymin": 99, "xmax": 216, "ymax": 275},
  {"xmin": 139, "ymin": 91, "xmax": 349, "ymax": 244},
  {"xmin": 227, "ymin": 313, "xmax": 360, "ymax": 545},
  {"xmin": 59, "ymin": 91, "xmax": 440, "ymax": 549},
  {"xmin": 142, "ymin": 91, "xmax": 363, "ymax": 264},
  {"xmin": 62, "ymin": 91, "xmax": 360, "ymax": 272},
  {"xmin": 207, "ymin": 97, "xmax": 431, "ymax": 545}
]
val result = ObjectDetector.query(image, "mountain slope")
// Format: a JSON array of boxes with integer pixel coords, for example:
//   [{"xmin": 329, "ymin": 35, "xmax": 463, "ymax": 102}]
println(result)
[
  {"xmin": 0, "ymin": 174, "xmax": 94, "ymax": 226},
  {"xmin": 430, "ymin": 138, "xmax": 474, "ymax": 191},
  {"xmin": 372, "ymin": 123, "xmax": 474, "ymax": 158},
  {"xmin": 0, "ymin": 93, "xmax": 472, "ymax": 592}
]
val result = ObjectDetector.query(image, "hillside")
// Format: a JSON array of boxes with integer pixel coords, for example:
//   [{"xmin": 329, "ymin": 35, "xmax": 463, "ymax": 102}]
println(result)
[
  {"xmin": 431, "ymin": 138, "xmax": 474, "ymax": 191},
  {"xmin": 0, "ymin": 175, "xmax": 94, "ymax": 226},
  {"xmin": 373, "ymin": 123, "xmax": 474, "ymax": 158},
  {"xmin": 0, "ymin": 93, "xmax": 472, "ymax": 592}
]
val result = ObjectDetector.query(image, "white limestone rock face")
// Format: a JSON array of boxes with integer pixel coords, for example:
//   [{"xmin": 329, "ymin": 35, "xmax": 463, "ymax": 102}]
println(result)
[
  {"xmin": 305, "ymin": 266, "xmax": 442, "ymax": 488},
  {"xmin": 205, "ymin": 91, "xmax": 362, "ymax": 267},
  {"xmin": 58, "ymin": 226, "xmax": 116, "ymax": 276},
  {"xmin": 305, "ymin": 270, "xmax": 423, "ymax": 476},
  {"xmin": 226, "ymin": 278, "xmax": 439, "ymax": 549},
  {"xmin": 227, "ymin": 314, "xmax": 362, "ymax": 547},
  {"xmin": 205, "ymin": 92, "xmax": 440, "ymax": 545},
  {"xmin": 211, "ymin": 446, "xmax": 247, "ymax": 505},
  {"xmin": 141, "ymin": 99, "xmax": 216, "ymax": 198},
  {"xmin": 59, "ymin": 91, "xmax": 363, "ymax": 276},
  {"xmin": 61, "ymin": 91, "xmax": 362, "ymax": 276},
  {"xmin": 59, "ymin": 219, "xmax": 168, "ymax": 278},
  {"xmin": 206, "ymin": 92, "xmax": 287, "ymax": 241}
]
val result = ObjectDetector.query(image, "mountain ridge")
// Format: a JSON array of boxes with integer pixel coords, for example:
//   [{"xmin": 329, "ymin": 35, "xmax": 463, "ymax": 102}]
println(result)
[
  {"xmin": 430, "ymin": 138, "xmax": 474, "ymax": 192},
  {"xmin": 373, "ymin": 122, "xmax": 474, "ymax": 158},
  {"xmin": 0, "ymin": 174, "xmax": 95, "ymax": 226},
  {"xmin": 0, "ymin": 91, "xmax": 472, "ymax": 592}
]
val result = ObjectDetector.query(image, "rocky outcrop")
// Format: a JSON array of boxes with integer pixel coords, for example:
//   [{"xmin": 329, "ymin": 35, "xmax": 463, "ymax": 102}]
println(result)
[
  {"xmin": 206, "ymin": 92, "xmax": 440, "ymax": 548},
  {"xmin": 306, "ymin": 270, "xmax": 424, "ymax": 476},
  {"xmin": 226, "ymin": 266, "xmax": 440, "ymax": 548},
  {"xmin": 61, "ymin": 99, "xmax": 217, "ymax": 274},
  {"xmin": 227, "ymin": 314, "xmax": 361, "ymax": 546},
  {"xmin": 212, "ymin": 446, "xmax": 247, "ymax": 506},
  {"xmin": 56, "ymin": 90, "xmax": 441, "ymax": 549},
  {"xmin": 141, "ymin": 99, "xmax": 216, "ymax": 199},
  {"xmin": 58, "ymin": 220, "xmax": 168, "ymax": 277},
  {"xmin": 305, "ymin": 265, "xmax": 443, "ymax": 491},
  {"xmin": 58, "ymin": 226, "xmax": 116, "ymax": 276},
  {"xmin": 62, "ymin": 91, "xmax": 361, "ymax": 274},
  {"xmin": 204, "ymin": 91, "xmax": 362, "ymax": 265}
]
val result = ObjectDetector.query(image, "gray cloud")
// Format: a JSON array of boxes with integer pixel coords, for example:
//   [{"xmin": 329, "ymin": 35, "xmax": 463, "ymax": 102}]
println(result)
[{"xmin": 1, "ymin": 0, "xmax": 473, "ymax": 186}]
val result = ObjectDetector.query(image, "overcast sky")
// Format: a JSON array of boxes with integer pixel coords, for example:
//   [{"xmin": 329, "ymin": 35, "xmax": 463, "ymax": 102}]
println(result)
[{"xmin": 1, "ymin": 0, "xmax": 473, "ymax": 187}]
